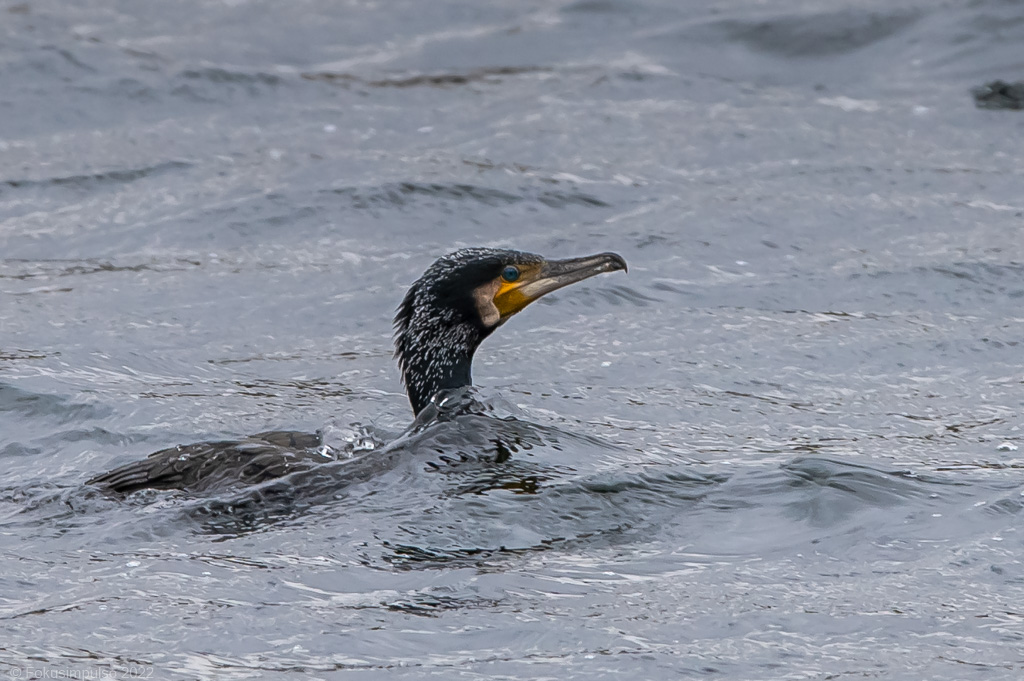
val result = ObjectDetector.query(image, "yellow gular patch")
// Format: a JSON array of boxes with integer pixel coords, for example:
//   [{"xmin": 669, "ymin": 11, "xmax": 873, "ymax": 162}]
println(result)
[{"xmin": 492, "ymin": 263, "xmax": 544, "ymax": 319}]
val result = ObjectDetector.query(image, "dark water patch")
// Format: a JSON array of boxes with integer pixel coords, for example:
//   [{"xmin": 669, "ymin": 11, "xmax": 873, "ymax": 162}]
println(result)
[
  {"xmin": 39, "ymin": 45, "xmax": 98, "ymax": 73},
  {"xmin": 0, "ymin": 442, "xmax": 41, "ymax": 458},
  {"xmin": 325, "ymin": 181, "xmax": 609, "ymax": 210},
  {"xmin": 1, "ymin": 41, "xmax": 100, "ymax": 88},
  {"xmin": 0, "ymin": 161, "xmax": 192, "ymax": 193},
  {"xmin": 179, "ymin": 67, "xmax": 282, "ymax": 87},
  {"xmin": 649, "ymin": 279, "xmax": 697, "ymax": 296},
  {"xmin": 780, "ymin": 456, "xmax": 960, "ymax": 504},
  {"xmin": 382, "ymin": 592, "xmax": 502, "ymax": 617},
  {"xmin": 535, "ymin": 189, "xmax": 609, "ymax": 208},
  {"xmin": 301, "ymin": 65, "xmax": 553, "ymax": 88},
  {"xmin": 134, "ymin": 377, "xmax": 358, "ymax": 403},
  {"xmin": 229, "ymin": 378, "xmax": 355, "ymax": 402},
  {"xmin": 973, "ymin": 80, "xmax": 1024, "ymax": 110},
  {"xmin": 0, "ymin": 384, "xmax": 108, "ymax": 424},
  {"xmin": 942, "ymin": 416, "xmax": 1009, "ymax": 433},
  {"xmin": 710, "ymin": 461, "xmax": 932, "ymax": 521},
  {"xmin": 1, "ymin": 427, "xmax": 139, "ymax": 467},
  {"xmin": 208, "ymin": 349, "xmax": 375, "ymax": 366},
  {"xmin": 562, "ymin": 0, "xmax": 648, "ymax": 15},
  {"xmin": 708, "ymin": 8, "xmax": 922, "ymax": 58},
  {"xmin": 931, "ymin": 262, "xmax": 1024, "ymax": 285},
  {"xmin": 461, "ymin": 158, "xmax": 538, "ymax": 174},
  {"xmin": 636, "ymin": 3, "xmax": 952, "ymax": 88},
  {"xmin": 984, "ymin": 496, "xmax": 1024, "ymax": 516},
  {"xmin": 699, "ymin": 385, "xmax": 817, "ymax": 412},
  {"xmin": 36, "ymin": 427, "xmax": 136, "ymax": 448},
  {"xmin": 328, "ymin": 182, "xmax": 516, "ymax": 208},
  {"xmin": 778, "ymin": 309, "xmax": 884, "ymax": 322},
  {"xmin": 170, "ymin": 67, "xmax": 287, "ymax": 102},
  {"xmin": 186, "ymin": 552, "xmax": 277, "ymax": 571},
  {"xmin": 579, "ymin": 467, "xmax": 723, "ymax": 497},
  {"xmin": 0, "ymin": 350, "xmax": 51, "ymax": 361},
  {"xmin": 380, "ymin": 541, "xmax": 540, "ymax": 570},
  {"xmin": 0, "ymin": 258, "xmax": 202, "ymax": 281}
]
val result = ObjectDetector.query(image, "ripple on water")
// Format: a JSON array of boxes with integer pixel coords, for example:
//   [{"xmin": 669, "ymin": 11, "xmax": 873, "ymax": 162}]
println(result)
[
  {"xmin": 0, "ymin": 383, "xmax": 109, "ymax": 424},
  {"xmin": 5, "ymin": 382, "xmax": 998, "ymax": 565},
  {"xmin": 324, "ymin": 181, "xmax": 609, "ymax": 210}
]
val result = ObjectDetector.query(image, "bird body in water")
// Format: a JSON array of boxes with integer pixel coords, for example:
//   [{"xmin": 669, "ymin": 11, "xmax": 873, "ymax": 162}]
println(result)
[{"xmin": 86, "ymin": 248, "xmax": 627, "ymax": 494}]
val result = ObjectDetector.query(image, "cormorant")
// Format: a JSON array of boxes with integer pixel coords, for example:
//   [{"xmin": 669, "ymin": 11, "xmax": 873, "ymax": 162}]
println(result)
[{"xmin": 86, "ymin": 248, "xmax": 627, "ymax": 494}]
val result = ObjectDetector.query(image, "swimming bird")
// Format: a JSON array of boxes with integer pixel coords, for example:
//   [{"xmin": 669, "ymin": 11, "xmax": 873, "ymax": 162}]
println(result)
[{"xmin": 86, "ymin": 247, "xmax": 627, "ymax": 494}]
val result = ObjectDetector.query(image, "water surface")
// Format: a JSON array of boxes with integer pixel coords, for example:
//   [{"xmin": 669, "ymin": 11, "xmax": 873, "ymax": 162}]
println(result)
[{"xmin": 2, "ymin": 0, "xmax": 1024, "ymax": 678}]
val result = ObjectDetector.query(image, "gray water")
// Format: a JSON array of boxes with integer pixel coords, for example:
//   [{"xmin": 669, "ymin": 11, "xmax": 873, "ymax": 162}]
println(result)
[{"xmin": 3, "ymin": 0, "xmax": 1024, "ymax": 678}]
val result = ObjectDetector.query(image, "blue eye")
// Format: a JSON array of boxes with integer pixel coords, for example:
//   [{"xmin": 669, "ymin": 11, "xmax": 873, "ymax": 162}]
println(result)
[{"xmin": 501, "ymin": 266, "xmax": 520, "ymax": 282}]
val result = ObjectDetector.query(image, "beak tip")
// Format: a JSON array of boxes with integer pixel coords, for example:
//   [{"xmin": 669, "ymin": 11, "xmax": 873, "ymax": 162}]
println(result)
[{"xmin": 605, "ymin": 252, "xmax": 628, "ymax": 273}]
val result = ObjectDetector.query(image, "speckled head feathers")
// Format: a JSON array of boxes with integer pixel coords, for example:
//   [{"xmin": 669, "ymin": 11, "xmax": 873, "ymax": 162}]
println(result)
[{"xmin": 393, "ymin": 247, "xmax": 626, "ymax": 415}]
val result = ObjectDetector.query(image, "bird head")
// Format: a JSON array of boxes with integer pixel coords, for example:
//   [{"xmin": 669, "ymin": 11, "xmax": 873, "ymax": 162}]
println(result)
[{"xmin": 394, "ymin": 247, "xmax": 627, "ymax": 415}]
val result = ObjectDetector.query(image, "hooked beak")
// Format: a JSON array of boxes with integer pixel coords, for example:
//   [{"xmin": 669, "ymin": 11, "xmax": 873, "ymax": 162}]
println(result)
[{"xmin": 493, "ymin": 252, "xmax": 627, "ymax": 320}]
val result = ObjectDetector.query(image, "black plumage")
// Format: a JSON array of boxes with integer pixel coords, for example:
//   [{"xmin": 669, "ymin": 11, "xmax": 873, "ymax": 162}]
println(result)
[{"xmin": 393, "ymin": 247, "xmax": 544, "ymax": 415}]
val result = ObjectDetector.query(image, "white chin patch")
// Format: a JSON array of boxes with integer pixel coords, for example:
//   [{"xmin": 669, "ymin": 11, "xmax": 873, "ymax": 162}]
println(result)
[{"xmin": 473, "ymin": 280, "xmax": 502, "ymax": 328}]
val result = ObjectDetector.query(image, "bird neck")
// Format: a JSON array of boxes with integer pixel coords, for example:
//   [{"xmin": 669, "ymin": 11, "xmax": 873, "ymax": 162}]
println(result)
[
  {"xmin": 395, "ymin": 299, "xmax": 491, "ymax": 415},
  {"xmin": 404, "ymin": 344, "xmax": 475, "ymax": 415},
  {"xmin": 398, "ymin": 322, "xmax": 485, "ymax": 415}
]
